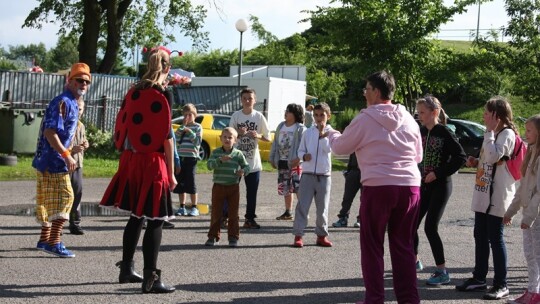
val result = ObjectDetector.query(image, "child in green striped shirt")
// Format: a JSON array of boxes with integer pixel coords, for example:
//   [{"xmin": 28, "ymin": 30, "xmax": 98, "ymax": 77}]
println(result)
[{"xmin": 205, "ymin": 127, "xmax": 250, "ymax": 247}]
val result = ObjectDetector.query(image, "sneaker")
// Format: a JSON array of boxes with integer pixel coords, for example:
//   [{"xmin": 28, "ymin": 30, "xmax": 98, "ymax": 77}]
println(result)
[
  {"xmin": 228, "ymin": 237, "xmax": 238, "ymax": 248},
  {"xmin": 426, "ymin": 269, "xmax": 450, "ymax": 285},
  {"xmin": 243, "ymin": 220, "xmax": 261, "ymax": 229},
  {"xmin": 293, "ymin": 236, "xmax": 303, "ymax": 248},
  {"xmin": 455, "ymin": 278, "xmax": 487, "ymax": 292},
  {"xmin": 276, "ymin": 211, "xmax": 293, "ymax": 220},
  {"xmin": 162, "ymin": 221, "xmax": 175, "ymax": 229},
  {"xmin": 188, "ymin": 206, "xmax": 200, "ymax": 216},
  {"xmin": 416, "ymin": 260, "xmax": 424, "ymax": 271},
  {"xmin": 205, "ymin": 238, "xmax": 219, "ymax": 246},
  {"xmin": 353, "ymin": 222, "xmax": 361, "ymax": 228},
  {"xmin": 175, "ymin": 207, "xmax": 187, "ymax": 216},
  {"xmin": 483, "ymin": 285, "xmax": 509, "ymax": 300},
  {"xmin": 43, "ymin": 242, "xmax": 75, "ymax": 258},
  {"xmin": 316, "ymin": 235, "xmax": 333, "ymax": 247},
  {"xmin": 69, "ymin": 225, "xmax": 85, "ymax": 235},
  {"xmin": 332, "ymin": 217, "xmax": 348, "ymax": 227},
  {"xmin": 508, "ymin": 290, "xmax": 532, "ymax": 304},
  {"xmin": 36, "ymin": 241, "xmax": 48, "ymax": 251}
]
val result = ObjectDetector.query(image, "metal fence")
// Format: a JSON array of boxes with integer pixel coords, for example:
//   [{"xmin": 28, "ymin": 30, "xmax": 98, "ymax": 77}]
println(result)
[
  {"xmin": 173, "ymin": 85, "xmax": 243, "ymax": 115},
  {"xmin": 1, "ymin": 71, "xmax": 246, "ymax": 133},
  {"xmin": 0, "ymin": 71, "xmax": 136, "ymax": 132}
]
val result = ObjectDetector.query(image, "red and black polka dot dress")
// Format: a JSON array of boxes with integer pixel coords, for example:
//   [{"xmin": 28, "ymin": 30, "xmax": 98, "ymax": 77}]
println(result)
[{"xmin": 100, "ymin": 85, "xmax": 175, "ymax": 220}]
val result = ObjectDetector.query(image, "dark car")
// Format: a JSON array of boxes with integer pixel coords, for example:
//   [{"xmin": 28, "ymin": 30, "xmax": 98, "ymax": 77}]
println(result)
[
  {"xmin": 445, "ymin": 118, "xmax": 486, "ymax": 157},
  {"xmin": 415, "ymin": 115, "xmax": 486, "ymax": 158}
]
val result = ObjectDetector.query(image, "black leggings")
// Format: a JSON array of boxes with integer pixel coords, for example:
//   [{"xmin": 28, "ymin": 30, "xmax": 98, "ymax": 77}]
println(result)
[
  {"xmin": 414, "ymin": 179, "xmax": 452, "ymax": 266},
  {"xmin": 122, "ymin": 216, "xmax": 164, "ymax": 270}
]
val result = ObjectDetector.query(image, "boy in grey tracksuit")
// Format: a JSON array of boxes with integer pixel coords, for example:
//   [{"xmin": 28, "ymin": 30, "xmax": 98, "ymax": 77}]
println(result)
[{"xmin": 292, "ymin": 103, "xmax": 339, "ymax": 247}]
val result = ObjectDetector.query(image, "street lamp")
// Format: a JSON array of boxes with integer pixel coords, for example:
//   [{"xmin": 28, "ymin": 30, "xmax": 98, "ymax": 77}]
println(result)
[
  {"xmin": 235, "ymin": 18, "xmax": 248, "ymax": 87},
  {"xmin": 476, "ymin": 0, "xmax": 481, "ymax": 41}
]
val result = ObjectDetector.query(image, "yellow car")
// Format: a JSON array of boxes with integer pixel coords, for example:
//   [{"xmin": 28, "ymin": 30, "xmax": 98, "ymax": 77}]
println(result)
[{"xmin": 172, "ymin": 113, "xmax": 273, "ymax": 160}]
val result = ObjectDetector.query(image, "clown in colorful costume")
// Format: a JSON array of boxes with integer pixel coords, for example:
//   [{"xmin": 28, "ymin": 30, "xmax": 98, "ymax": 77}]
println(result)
[
  {"xmin": 33, "ymin": 90, "xmax": 79, "ymax": 225},
  {"xmin": 100, "ymin": 85, "xmax": 174, "ymax": 220},
  {"xmin": 33, "ymin": 62, "xmax": 92, "ymax": 259},
  {"xmin": 33, "ymin": 91, "xmax": 79, "ymax": 174}
]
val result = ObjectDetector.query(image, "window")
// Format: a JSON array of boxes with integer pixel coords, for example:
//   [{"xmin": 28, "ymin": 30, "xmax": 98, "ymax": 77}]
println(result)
[{"xmin": 213, "ymin": 116, "xmax": 230, "ymax": 130}]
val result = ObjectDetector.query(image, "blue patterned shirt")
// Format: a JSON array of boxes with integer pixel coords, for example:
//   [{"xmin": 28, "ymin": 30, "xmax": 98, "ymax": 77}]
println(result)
[{"xmin": 32, "ymin": 90, "xmax": 79, "ymax": 173}]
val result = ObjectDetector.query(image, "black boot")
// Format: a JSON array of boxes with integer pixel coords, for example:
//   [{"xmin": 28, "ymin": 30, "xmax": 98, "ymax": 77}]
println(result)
[
  {"xmin": 116, "ymin": 261, "xmax": 143, "ymax": 283},
  {"xmin": 142, "ymin": 269, "xmax": 175, "ymax": 293}
]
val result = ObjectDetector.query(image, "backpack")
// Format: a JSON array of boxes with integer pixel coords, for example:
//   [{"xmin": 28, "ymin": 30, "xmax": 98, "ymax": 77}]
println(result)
[{"xmin": 504, "ymin": 130, "xmax": 527, "ymax": 181}]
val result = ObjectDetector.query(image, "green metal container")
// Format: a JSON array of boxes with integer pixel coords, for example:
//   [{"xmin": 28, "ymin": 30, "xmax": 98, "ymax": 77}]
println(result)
[{"xmin": 0, "ymin": 108, "xmax": 44, "ymax": 154}]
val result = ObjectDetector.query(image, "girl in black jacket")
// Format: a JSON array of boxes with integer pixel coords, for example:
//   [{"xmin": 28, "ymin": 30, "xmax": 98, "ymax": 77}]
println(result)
[{"xmin": 415, "ymin": 95, "xmax": 466, "ymax": 285}]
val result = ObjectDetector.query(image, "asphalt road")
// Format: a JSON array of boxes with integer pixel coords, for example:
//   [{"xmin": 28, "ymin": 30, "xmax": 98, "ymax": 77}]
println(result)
[{"xmin": 0, "ymin": 172, "xmax": 528, "ymax": 303}]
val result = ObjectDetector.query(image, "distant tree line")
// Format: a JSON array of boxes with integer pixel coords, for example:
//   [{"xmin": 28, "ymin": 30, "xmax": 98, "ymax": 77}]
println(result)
[{"xmin": 8, "ymin": 0, "xmax": 540, "ymax": 111}]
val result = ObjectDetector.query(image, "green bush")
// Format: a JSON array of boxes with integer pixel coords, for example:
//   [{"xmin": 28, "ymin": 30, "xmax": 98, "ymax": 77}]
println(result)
[
  {"xmin": 84, "ymin": 123, "xmax": 118, "ymax": 159},
  {"xmin": 332, "ymin": 107, "xmax": 359, "ymax": 131}
]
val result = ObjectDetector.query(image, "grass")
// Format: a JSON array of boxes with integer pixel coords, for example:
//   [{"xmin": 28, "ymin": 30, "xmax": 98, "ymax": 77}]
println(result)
[
  {"xmin": 437, "ymin": 40, "xmax": 474, "ymax": 53},
  {"xmin": 0, "ymin": 155, "xmax": 348, "ymax": 181}
]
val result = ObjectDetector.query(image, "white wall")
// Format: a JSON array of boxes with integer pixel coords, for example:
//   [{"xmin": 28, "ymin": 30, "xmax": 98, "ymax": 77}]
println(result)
[
  {"xmin": 191, "ymin": 77, "xmax": 307, "ymax": 131},
  {"xmin": 229, "ymin": 65, "xmax": 307, "ymax": 81}
]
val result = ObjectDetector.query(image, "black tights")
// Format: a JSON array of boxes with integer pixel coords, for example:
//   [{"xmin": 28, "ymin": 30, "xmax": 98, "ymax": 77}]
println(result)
[
  {"xmin": 414, "ymin": 179, "xmax": 452, "ymax": 266},
  {"xmin": 122, "ymin": 216, "xmax": 164, "ymax": 270}
]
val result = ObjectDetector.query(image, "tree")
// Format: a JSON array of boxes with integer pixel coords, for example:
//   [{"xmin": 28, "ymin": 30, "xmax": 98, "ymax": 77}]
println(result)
[
  {"xmin": 0, "ymin": 59, "xmax": 18, "ymax": 71},
  {"xmin": 6, "ymin": 43, "xmax": 48, "ymax": 67},
  {"xmin": 421, "ymin": 40, "xmax": 514, "ymax": 104},
  {"xmin": 170, "ymin": 49, "xmax": 238, "ymax": 77},
  {"xmin": 306, "ymin": 0, "xmax": 478, "ymax": 110},
  {"xmin": 246, "ymin": 16, "xmax": 346, "ymax": 106},
  {"xmin": 23, "ymin": 0, "xmax": 210, "ymax": 74},
  {"xmin": 46, "ymin": 34, "xmax": 79, "ymax": 72},
  {"xmin": 503, "ymin": 0, "xmax": 540, "ymax": 101},
  {"xmin": 306, "ymin": 69, "xmax": 346, "ymax": 105}
]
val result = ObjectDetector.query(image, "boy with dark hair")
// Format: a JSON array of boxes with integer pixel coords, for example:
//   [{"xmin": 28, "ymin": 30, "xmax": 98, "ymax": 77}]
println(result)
[
  {"xmin": 229, "ymin": 88, "xmax": 270, "ymax": 229},
  {"xmin": 292, "ymin": 102, "xmax": 339, "ymax": 247},
  {"xmin": 270, "ymin": 103, "xmax": 306, "ymax": 220}
]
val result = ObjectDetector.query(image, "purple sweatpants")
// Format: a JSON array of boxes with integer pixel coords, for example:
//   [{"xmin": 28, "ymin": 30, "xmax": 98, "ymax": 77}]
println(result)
[{"xmin": 359, "ymin": 185, "xmax": 420, "ymax": 304}]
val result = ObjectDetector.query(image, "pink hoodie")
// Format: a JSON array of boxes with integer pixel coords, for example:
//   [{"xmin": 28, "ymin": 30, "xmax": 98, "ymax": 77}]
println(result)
[{"xmin": 329, "ymin": 103, "xmax": 422, "ymax": 187}]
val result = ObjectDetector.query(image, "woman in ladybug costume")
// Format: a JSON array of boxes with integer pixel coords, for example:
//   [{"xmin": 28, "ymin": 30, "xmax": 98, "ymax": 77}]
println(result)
[{"xmin": 100, "ymin": 47, "xmax": 177, "ymax": 293}]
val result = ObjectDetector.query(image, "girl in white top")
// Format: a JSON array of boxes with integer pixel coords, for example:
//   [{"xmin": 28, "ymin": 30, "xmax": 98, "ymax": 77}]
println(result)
[
  {"xmin": 504, "ymin": 114, "xmax": 540, "ymax": 304},
  {"xmin": 457, "ymin": 96, "xmax": 518, "ymax": 300}
]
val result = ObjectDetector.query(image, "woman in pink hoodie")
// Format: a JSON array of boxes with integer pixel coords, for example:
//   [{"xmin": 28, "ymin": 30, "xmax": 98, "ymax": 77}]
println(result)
[{"xmin": 329, "ymin": 71, "xmax": 423, "ymax": 304}]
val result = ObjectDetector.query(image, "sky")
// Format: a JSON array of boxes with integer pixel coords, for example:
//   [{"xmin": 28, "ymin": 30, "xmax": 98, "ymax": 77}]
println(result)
[{"xmin": 0, "ymin": 0, "xmax": 509, "ymax": 60}]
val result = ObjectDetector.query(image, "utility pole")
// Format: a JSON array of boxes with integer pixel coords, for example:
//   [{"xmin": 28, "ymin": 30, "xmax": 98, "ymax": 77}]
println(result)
[{"xmin": 476, "ymin": 0, "xmax": 481, "ymax": 41}]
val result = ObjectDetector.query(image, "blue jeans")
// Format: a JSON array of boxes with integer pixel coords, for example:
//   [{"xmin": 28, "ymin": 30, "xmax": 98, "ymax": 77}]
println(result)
[
  {"xmin": 242, "ymin": 171, "xmax": 260, "ymax": 221},
  {"xmin": 473, "ymin": 212, "xmax": 507, "ymax": 286}
]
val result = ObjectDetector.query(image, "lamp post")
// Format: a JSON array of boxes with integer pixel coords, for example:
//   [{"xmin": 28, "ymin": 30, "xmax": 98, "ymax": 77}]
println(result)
[
  {"xmin": 235, "ymin": 18, "xmax": 248, "ymax": 87},
  {"xmin": 476, "ymin": 0, "xmax": 481, "ymax": 41}
]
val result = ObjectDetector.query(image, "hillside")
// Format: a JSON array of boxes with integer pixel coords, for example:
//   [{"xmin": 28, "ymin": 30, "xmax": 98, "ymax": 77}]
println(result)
[{"xmin": 438, "ymin": 40, "xmax": 474, "ymax": 53}]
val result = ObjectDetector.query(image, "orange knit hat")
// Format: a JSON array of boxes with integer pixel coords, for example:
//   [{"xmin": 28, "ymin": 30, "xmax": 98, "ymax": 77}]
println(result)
[{"xmin": 68, "ymin": 63, "xmax": 91, "ymax": 82}]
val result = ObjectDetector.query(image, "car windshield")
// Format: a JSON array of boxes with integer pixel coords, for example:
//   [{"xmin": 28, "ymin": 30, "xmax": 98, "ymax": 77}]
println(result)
[
  {"xmin": 213, "ymin": 116, "xmax": 230, "ymax": 130},
  {"xmin": 456, "ymin": 120, "xmax": 486, "ymax": 137}
]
